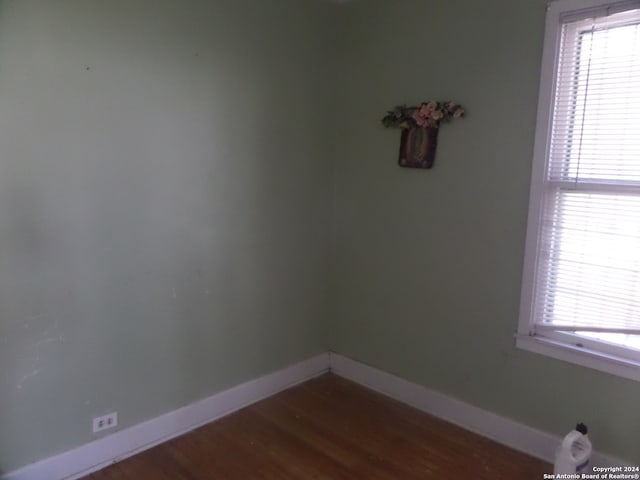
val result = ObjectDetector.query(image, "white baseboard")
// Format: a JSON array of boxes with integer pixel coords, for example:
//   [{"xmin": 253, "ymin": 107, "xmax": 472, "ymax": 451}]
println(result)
[
  {"xmin": 3, "ymin": 353, "xmax": 330, "ymax": 480},
  {"xmin": 4, "ymin": 351, "xmax": 631, "ymax": 479},
  {"xmin": 329, "ymin": 352, "xmax": 632, "ymax": 468}
]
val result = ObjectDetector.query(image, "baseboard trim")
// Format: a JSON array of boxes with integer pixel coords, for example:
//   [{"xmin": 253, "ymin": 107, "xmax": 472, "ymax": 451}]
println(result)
[
  {"xmin": 4, "ymin": 351, "xmax": 631, "ymax": 479},
  {"xmin": 329, "ymin": 352, "xmax": 631, "ymax": 468},
  {"xmin": 3, "ymin": 353, "xmax": 330, "ymax": 480}
]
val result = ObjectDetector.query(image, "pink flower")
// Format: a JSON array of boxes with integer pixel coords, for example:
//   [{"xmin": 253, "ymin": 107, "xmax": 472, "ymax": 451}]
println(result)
[{"xmin": 412, "ymin": 109, "xmax": 427, "ymax": 127}]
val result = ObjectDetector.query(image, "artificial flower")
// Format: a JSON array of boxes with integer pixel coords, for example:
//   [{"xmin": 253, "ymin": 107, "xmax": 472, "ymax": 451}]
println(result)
[{"xmin": 381, "ymin": 101, "xmax": 465, "ymax": 129}]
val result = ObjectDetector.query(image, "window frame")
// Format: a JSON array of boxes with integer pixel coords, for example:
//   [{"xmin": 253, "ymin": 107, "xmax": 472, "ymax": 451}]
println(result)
[{"xmin": 517, "ymin": 0, "xmax": 640, "ymax": 382}]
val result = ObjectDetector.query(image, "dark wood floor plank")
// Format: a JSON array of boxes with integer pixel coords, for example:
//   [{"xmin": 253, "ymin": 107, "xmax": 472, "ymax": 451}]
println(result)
[
  {"xmin": 80, "ymin": 373, "xmax": 550, "ymax": 479},
  {"xmin": 251, "ymin": 393, "xmax": 369, "ymax": 468},
  {"xmin": 88, "ymin": 461, "xmax": 138, "ymax": 480},
  {"xmin": 260, "ymin": 385, "xmax": 450, "ymax": 480}
]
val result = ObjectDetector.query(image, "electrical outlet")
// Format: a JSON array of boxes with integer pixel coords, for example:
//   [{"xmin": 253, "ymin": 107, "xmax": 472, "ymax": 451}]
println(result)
[{"xmin": 92, "ymin": 412, "xmax": 118, "ymax": 433}]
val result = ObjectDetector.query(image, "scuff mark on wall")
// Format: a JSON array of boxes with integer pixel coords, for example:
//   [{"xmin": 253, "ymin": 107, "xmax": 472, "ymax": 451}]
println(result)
[
  {"xmin": 15, "ymin": 317, "xmax": 65, "ymax": 390},
  {"xmin": 16, "ymin": 369, "xmax": 41, "ymax": 390}
]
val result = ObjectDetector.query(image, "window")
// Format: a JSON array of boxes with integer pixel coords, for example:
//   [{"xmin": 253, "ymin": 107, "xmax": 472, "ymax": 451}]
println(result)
[{"xmin": 518, "ymin": 0, "xmax": 640, "ymax": 381}]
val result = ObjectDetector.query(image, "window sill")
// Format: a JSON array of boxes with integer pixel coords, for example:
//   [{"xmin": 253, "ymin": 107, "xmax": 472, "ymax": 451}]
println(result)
[{"xmin": 515, "ymin": 334, "xmax": 640, "ymax": 383}]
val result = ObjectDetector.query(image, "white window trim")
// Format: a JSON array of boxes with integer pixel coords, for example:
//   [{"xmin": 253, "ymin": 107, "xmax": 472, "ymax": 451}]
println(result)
[{"xmin": 517, "ymin": 0, "xmax": 640, "ymax": 382}]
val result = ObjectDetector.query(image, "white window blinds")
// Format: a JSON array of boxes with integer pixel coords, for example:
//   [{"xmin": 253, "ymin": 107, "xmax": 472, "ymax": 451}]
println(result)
[{"xmin": 533, "ymin": 7, "xmax": 640, "ymax": 352}]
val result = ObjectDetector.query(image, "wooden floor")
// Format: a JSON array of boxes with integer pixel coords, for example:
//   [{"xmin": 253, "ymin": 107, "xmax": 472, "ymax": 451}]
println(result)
[{"xmin": 83, "ymin": 374, "xmax": 550, "ymax": 479}]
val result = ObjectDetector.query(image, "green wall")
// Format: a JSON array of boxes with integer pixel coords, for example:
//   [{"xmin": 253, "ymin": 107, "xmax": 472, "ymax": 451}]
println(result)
[
  {"xmin": 0, "ymin": 0, "xmax": 335, "ymax": 472},
  {"xmin": 329, "ymin": 0, "xmax": 640, "ymax": 463},
  {"xmin": 1, "ymin": 0, "xmax": 638, "ymax": 473}
]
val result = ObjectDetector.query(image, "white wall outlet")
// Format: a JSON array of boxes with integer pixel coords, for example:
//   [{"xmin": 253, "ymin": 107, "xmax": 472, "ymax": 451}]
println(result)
[{"xmin": 92, "ymin": 412, "xmax": 118, "ymax": 433}]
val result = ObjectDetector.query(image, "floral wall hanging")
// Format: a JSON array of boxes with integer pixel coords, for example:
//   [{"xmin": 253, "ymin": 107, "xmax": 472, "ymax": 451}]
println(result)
[{"xmin": 382, "ymin": 101, "xmax": 465, "ymax": 169}]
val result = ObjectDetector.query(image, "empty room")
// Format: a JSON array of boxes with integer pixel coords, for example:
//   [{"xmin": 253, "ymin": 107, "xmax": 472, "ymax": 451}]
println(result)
[{"xmin": 0, "ymin": 0, "xmax": 638, "ymax": 478}]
